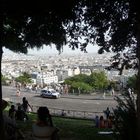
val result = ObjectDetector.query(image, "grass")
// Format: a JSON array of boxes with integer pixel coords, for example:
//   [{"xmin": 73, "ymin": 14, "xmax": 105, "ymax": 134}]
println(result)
[
  {"xmin": 4, "ymin": 104, "xmax": 114, "ymax": 140},
  {"xmin": 16, "ymin": 112, "xmax": 114, "ymax": 140},
  {"xmin": 53, "ymin": 117, "xmax": 113, "ymax": 140}
]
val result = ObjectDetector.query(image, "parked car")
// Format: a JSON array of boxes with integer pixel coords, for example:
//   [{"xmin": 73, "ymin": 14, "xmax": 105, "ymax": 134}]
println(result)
[{"xmin": 40, "ymin": 88, "xmax": 61, "ymax": 99}]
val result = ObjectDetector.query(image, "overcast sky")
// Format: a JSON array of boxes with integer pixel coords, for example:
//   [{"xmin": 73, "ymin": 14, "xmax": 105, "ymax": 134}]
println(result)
[{"xmin": 3, "ymin": 44, "xmax": 99, "ymax": 55}]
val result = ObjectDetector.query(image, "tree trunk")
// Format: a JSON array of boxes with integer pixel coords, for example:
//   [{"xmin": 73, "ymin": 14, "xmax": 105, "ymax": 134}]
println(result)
[
  {"xmin": 136, "ymin": 16, "xmax": 140, "ymax": 140},
  {"xmin": 0, "ymin": 48, "xmax": 4, "ymax": 140},
  {"xmin": 0, "ymin": 2, "xmax": 5, "ymax": 137}
]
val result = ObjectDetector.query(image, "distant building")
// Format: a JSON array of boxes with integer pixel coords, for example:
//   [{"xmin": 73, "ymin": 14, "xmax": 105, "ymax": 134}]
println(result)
[
  {"xmin": 56, "ymin": 69, "xmax": 74, "ymax": 81},
  {"xmin": 36, "ymin": 73, "xmax": 58, "ymax": 85},
  {"xmin": 31, "ymin": 73, "xmax": 38, "ymax": 84},
  {"xmin": 73, "ymin": 67, "xmax": 80, "ymax": 75}
]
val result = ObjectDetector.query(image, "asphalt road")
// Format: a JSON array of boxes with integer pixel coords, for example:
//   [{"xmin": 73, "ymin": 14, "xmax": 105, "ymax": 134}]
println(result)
[{"xmin": 2, "ymin": 86, "xmax": 117, "ymax": 113}]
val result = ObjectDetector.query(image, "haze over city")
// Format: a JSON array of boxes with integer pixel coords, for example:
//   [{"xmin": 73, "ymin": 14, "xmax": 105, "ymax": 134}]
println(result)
[{"xmin": 3, "ymin": 44, "xmax": 100, "ymax": 56}]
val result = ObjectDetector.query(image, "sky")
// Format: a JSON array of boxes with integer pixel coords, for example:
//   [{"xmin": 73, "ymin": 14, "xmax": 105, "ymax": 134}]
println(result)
[{"xmin": 3, "ymin": 44, "xmax": 99, "ymax": 55}]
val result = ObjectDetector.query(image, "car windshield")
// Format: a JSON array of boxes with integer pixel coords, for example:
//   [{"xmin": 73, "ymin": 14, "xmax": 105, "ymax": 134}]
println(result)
[
  {"xmin": 50, "ymin": 90, "xmax": 56, "ymax": 93},
  {"xmin": 42, "ymin": 90, "xmax": 47, "ymax": 92}
]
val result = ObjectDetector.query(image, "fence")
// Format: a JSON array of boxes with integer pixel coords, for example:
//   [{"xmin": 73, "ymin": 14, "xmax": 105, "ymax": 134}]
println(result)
[
  {"xmin": 6, "ymin": 98, "xmax": 104, "ymax": 120},
  {"xmin": 31, "ymin": 105, "xmax": 104, "ymax": 119}
]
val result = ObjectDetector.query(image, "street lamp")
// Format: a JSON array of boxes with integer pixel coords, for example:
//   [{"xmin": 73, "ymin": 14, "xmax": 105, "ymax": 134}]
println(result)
[{"xmin": 41, "ymin": 66, "xmax": 44, "ymax": 88}]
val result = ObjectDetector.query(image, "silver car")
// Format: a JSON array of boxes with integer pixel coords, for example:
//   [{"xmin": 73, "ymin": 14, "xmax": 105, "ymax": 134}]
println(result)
[{"xmin": 40, "ymin": 88, "xmax": 61, "ymax": 99}]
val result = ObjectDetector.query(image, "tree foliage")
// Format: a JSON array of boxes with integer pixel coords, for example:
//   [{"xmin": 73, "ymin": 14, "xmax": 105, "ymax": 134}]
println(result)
[
  {"xmin": 1, "ymin": 0, "xmax": 79, "ymax": 53},
  {"xmin": 1, "ymin": 1, "xmax": 139, "ymax": 77},
  {"xmin": 1, "ymin": 0, "xmax": 140, "ymax": 139},
  {"xmin": 113, "ymin": 92, "xmax": 137, "ymax": 140},
  {"xmin": 70, "ymin": 81, "xmax": 92, "ymax": 94},
  {"xmin": 65, "ymin": 72, "xmax": 108, "ymax": 93},
  {"xmin": 89, "ymin": 71, "xmax": 108, "ymax": 90},
  {"xmin": 15, "ymin": 72, "xmax": 32, "ymax": 84},
  {"xmin": 1, "ymin": 75, "xmax": 9, "ymax": 85},
  {"xmin": 126, "ymin": 74, "xmax": 137, "ymax": 90},
  {"xmin": 2, "ymin": 1, "xmax": 139, "ymax": 64},
  {"xmin": 64, "ymin": 0, "xmax": 139, "ymax": 74},
  {"xmin": 65, "ymin": 74, "xmax": 90, "ymax": 84}
]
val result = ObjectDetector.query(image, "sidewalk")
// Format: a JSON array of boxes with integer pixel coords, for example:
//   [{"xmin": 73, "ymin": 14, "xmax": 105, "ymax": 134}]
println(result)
[{"xmin": 61, "ymin": 93, "xmax": 115, "ymax": 100}]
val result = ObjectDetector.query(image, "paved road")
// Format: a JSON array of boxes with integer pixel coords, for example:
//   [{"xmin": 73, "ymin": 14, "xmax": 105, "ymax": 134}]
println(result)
[{"xmin": 2, "ymin": 86, "xmax": 117, "ymax": 113}]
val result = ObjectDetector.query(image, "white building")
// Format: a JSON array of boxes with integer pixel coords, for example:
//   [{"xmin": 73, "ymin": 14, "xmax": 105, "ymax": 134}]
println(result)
[
  {"xmin": 36, "ymin": 73, "xmax": 58, "ymax": 85},
  {"xmin": 73, "ymin": 67, "xmax": 80, "ymax": 75},
  {"xmin": 56, "ymin": 69, "xmax": 74, "ymax": 81}
]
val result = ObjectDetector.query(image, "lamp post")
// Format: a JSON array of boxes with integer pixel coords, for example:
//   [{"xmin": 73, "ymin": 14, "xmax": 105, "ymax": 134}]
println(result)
[{"xmin": 41, "ymin": 66, "xmax": 44, "ymax": 88}]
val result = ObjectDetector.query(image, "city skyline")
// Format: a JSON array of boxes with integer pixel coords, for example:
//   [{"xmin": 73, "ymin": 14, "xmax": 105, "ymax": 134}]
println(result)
[{"xmin": 3, "ymin": 44, "xmax": 99, "ymax": 56}]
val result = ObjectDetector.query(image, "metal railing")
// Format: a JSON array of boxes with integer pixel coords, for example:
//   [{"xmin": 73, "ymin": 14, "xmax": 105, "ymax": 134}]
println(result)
[
  {"xmin": 6, "ymin": 98, "xmax": 104, "ymax": 120},
  {"xmin": 32, "ymin": 106, "xmax": 104, "ymax": 119}
]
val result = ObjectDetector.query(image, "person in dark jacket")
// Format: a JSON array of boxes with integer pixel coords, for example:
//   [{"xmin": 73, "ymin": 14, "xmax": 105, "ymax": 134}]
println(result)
[{"xmin": 22, "ymin": 97, "xmax": 33, "ymax": 113}]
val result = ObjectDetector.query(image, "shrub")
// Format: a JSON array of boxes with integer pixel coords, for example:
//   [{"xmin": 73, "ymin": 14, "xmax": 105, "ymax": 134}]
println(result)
[{"xmin": 113, "ymin": 91, "xmax": 137, "ymax": 140}]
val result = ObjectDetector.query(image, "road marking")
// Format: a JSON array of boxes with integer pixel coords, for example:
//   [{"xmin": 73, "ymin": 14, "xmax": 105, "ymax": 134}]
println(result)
[
  {"xmin": 95, "ymin": 102, "xmax": 100, "ymax": 104},
  {"xmin": 83, "ymin": 101, "xmax": 87, "ymax": 103}
]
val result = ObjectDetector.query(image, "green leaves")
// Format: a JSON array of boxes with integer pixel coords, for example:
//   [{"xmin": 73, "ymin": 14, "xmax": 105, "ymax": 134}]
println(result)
[
  {"xmin": 126, "ymin": 75, "xmax": 137, "ymax": 90},
  {"xmin": 15, "ymin": 72, "xmax": 32, "ymax": 84},
  {"xmin": 2, "ymin": 0, "xmax": 138, "ymax": 74},
  {"xmin": 65, "ymin": 71, "xmax": 109, "ymax": 94},
  {"xmin": 113, "ymin": 92, "xmax": 137, "ymax": 140},
  {"xmin": 89, "ymin": 71, "xmax": 108, "ymax": 90}
]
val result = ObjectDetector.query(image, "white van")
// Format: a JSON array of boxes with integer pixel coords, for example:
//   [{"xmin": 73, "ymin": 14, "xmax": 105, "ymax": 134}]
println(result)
[{"xmin": 40, "ymin": 88, "xmax": 61, "ymax": 99}]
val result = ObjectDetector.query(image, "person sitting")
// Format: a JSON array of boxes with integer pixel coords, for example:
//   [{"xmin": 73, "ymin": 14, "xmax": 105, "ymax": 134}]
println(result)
[
  {"xmin": 2, "ymin": 100, "xmax": 17, "ymax": 139},
  {"xmin": 2, "ymin": 100, "xmax": 25, "ymax": 140},
  {"xmin": 94, "ymin": 115, "xmax": 99, "ymax": 128},
  {"xmin": 99, "ymin": 116, "xmax": 105, "ymax": 128},
  {"xmin": 107, "ymin": 115, "xmax": 113, "ymax": 128},
  {"xmin": 32, "ymin": 106, "xmax": 59, "ymax": 140},
  {"xmin": 9, "ymin": 105, "xmax": 16, "ymax": 120},
  {"xmin": 15, "ymin": 105, "xmax": 27, "ymax": 121},
  {"xmin": 61, "ymin": 110, "xmax": 66, "ymax": 117}
]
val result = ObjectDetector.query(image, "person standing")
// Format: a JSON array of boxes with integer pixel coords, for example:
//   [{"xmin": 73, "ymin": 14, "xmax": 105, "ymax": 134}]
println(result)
[
  {"xmin": 22, "ymin": 97, "xmax": 33, "ymax": 113},
  {"xmin": 104, "ymin": 107, "xmax": 110, "ymax": 119},
  {"xmin": 16, "ymin": 89, "xmax": 20, "ymax": 97}
]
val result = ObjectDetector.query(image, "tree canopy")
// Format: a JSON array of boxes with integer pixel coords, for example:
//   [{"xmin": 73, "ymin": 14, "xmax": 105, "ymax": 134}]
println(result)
[
  {"xmin": 89, "ymin": 71, "xmax": 108, "ymax": 90},
  {"xmin": 1, "ymin": 0, "xmax": 140, "ymax": 139},
  {"xmin": 65, "ymin": 72, "xmax": 108, "ymax": 93},
  {"xmin": 127, "ymin": 74, "xmax": 137, "ymax": 90},
  {"xmin": 1, "ymin": 0, "xmax": 79, "ymax": 53},
  {"xmin": 15, "ymin": 72, "xmax": 32, "ymax": 85},
  {"xmin": 1, "ymin": 0, "xmax": 139, "ymax": 64}
]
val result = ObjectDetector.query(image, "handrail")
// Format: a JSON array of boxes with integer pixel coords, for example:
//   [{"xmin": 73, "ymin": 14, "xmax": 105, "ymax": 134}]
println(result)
[
  {"xmin": 31, "ymin": 105, "xmax": 104, "ymax": 119},
  {"xmin": 7, "ymin": 100, "xmax": 104, "ymax": 119}
]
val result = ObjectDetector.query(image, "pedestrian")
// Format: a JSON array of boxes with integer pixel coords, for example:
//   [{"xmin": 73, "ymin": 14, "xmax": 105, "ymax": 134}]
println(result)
[
  {"xmin": 16, "ymin": 89, "xmax": 20, "ymax": 96},
  {"xmin": 22, "ymin": 97, "xmax": 33, "ymax": 113},
  {"xmin": 104, "ymin": 107, "xmax": 110, "ymax": 119},
  {"xmin": 111, "ymin": 88, "xmax": 115, "ymax": 96},
  {"xmin": 103, "ymin": 92, "xmax": 106, "ymax": 99},
  {"xmin": 35, "ymin": 85, "xmax": 38, "ymax": 93}
]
